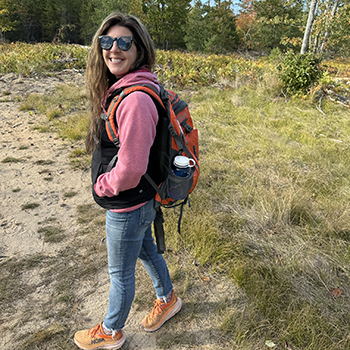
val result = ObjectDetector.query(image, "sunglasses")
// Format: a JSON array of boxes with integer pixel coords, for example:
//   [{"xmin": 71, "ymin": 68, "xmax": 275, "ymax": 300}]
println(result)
[{"xmin": 98, "ymin": 35, "xmax": 134, "ymax": 51}]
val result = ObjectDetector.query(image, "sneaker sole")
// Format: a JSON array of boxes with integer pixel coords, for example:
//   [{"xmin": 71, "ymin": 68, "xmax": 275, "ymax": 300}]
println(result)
[
  {"xmin": 142, "ymin": 297, "xmax": 182, "ymax": 332},
  {"xmin": 73, "ymin": 333, "xmax": 126, "ymax": 350}
]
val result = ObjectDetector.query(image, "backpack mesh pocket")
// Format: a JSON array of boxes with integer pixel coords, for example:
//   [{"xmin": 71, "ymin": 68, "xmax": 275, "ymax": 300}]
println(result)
[{"xmin": 167, "ymin": 171, "xmax": 194, "ymax": 201}]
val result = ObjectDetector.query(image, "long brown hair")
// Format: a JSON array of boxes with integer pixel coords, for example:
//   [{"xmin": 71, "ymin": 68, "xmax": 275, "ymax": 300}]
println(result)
[{"xmin": 85, "ymin": 12, "xmax": 156, "ymax": 154}]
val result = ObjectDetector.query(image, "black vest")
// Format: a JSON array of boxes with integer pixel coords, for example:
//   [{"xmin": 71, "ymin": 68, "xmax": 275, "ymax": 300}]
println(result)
[{"xmin": 91, "ymin": 95, "xmax": 163, "ymax": 210}]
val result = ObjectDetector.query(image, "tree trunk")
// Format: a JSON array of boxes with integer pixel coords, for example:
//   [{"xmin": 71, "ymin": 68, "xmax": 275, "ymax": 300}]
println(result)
[
  {"xmin": 300, "ymin": 0, "xmax": 318, "ymax": 54},
  {"xmin": 318, "ymin": 0, "xmax": 340, "ymax": 53},
  {"xmin": 312, "ymin": 31, "xmax": 321, "ymax": 54},
  {"xmin": 161, "ymin": 2, "xmax": 166, "ymax": 50}
]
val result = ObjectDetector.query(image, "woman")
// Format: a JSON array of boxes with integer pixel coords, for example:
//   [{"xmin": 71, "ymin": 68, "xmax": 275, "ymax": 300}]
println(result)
[{"xmin": 74, "ymin": 12, "xmax": 181, "ymax": 350}]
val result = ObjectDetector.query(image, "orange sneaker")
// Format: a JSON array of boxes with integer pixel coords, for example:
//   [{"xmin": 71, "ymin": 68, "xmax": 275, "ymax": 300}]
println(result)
[
  {"xmin": 141, "ymin": 290, "xmax": 182, "ymax": 332},
  {"xmin": 74, "ymin": 322, "xmax": 125, "ymax": 349}
]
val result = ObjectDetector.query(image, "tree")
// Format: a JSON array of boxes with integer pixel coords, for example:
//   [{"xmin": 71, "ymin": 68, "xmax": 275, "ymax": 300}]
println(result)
[
  {"xmin": 326, "ymin": 1, "xmax": 350, "ymax": 55},
  {"xmin": 129, "ymin": 0, "xmax": 148, "ymax": 22},
  {"xmin": 92, "ymin": 0, "xmax": 129, "ymax": 24},
  {"xmin": 79, "ymin": 0, "xmax": 130, "ymax": 44},
  {"xmin": 205, "ymin": 0, "xmax": 238, "ymax": 53},
  {"xmin": 184, "ymin": 1, "xmax": 213, "ymax": 51},
  {"xmin": 185, "ymin": 0, "xmax": 238, "ymax": 54},
  {"xmin": 184, "ymin": 0, "xmax": 238, "ymax": 53},
  {"xmin": 3, "ymin": 0, "xmax": 82, "ymax": 43},
  {"xmin": 10, "ymin": 0, "xmax": 46, "ymax": 42},
  {"xmin": 144, "ymin": 0, "xmax": 190, "ymax": 49},
  {"xmin": 252, "ymin": 0, "xmax": 304, "ymax": 51},
  {"xmin": 319, "ymin": 0, "xmax": 340, "ymax": 52},
  {"xmin": 79, "ymin": 0, "xmax": 101, "ymax": 44},
  {"xmin": 40, "ymin": 0, "xmax": 81, "ymax": 43},
  {"xmin": 301, "ymin": 0, "xmax": 318, "ymax": 54},
  {"xmin": 300, "ymin": 0, "xmax": 346, "ymax": 54},
  {"xmin": 0, "ymin": 0, "xmax": 17, "ymax": 40},
  {"xmin": 236, "ymin": 0, "xmax": 257, "ymax": 50}
]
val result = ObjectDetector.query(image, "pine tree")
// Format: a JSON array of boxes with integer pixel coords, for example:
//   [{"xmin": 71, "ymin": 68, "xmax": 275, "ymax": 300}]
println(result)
[
  {"xmin": 145, "ymin": 0, "xmax": 190, "ymax": 49},
  {"xmin": 204, "ymin": 0, "xmax": 238, "ymax": 53},
  {"xmin": 184, "ymin": 1, "xmax": 212, "ymax": 51}
]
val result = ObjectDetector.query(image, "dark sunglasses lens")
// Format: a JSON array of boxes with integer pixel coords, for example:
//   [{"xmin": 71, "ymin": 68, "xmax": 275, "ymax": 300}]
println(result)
[
  {"xmin": 117, "ymin": 37, "xmax": 132, "ymax": 51},
  {"xmin": 99, "ymin": 36, "xmax": 113, "ymax": 50},
  {"xmin": 99, "ymin": 36, "xmax": 133, "ymax": 51}
]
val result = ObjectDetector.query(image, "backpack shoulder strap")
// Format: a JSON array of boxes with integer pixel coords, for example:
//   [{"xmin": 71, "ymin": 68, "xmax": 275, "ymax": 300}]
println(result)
[{"xmin": 102, "ymin": 84, "xmax": 167, "ymax": 147}]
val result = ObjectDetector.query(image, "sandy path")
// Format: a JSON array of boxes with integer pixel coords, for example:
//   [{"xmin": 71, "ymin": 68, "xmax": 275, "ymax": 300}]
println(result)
[{"xmin": 0, "ymin": 71, "xmax": 90, "ymax": 258}]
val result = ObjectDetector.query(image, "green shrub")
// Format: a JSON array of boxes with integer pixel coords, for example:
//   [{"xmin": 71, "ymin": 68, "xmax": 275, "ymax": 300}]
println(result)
[
  {"xmin": 269, "ymin": 47, "xmax": 282, "ymax": 63},
  {"xmin": 278, "ymin": 50, "xmax": 324, "ymax": 94}
]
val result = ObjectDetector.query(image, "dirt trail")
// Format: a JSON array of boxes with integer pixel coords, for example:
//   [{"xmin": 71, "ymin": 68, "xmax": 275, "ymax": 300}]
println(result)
[
  {"xmin": 0, "ymin": 72, "xmax": 90, "ymax": 258},
  {"xmin": 0, "ymin": 72, "xmax": 241, "ymax": 350}
]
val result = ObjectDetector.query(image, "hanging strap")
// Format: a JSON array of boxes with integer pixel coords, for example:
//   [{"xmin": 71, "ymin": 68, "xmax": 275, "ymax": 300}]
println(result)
[
  {"xmin": 154, "ymin": 207, "xmax": 166, "ymax": 254},
  {"xmin": 177, "ymin": 196, "xmax": 190, "ymax": 234}
]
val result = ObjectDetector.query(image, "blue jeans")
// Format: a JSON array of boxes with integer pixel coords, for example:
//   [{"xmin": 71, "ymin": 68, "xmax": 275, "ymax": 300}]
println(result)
[{"xmin": 103, "ymin": 199, "xmax": 173, "ymax": 331}]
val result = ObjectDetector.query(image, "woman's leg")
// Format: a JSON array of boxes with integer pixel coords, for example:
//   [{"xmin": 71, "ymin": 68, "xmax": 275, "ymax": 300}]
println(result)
[
  {"xmin": 103, "ymin": 200, "xmax": 156, "ymax": 331},
  {"xmin": 139, "ymin": 227, "xmax": 181, "ymax": 332},
  {"xmin": 138, "ymin": 225, "xmax": 173, "ymax": 299}
]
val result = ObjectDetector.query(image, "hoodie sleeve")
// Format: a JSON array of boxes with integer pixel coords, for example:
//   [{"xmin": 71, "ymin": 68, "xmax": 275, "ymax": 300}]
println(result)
[{"xmin": 94, "ymin": 91, "xmax": 158, "ymax": 197}]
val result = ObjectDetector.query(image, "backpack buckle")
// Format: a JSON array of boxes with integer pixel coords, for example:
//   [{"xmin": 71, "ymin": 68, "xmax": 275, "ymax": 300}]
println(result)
[{"xmin": 100, "ymin": 112, "xmax": 108, "ymax": 121}]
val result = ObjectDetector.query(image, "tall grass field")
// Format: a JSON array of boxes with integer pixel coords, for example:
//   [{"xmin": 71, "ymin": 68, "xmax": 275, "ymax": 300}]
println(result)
[{"xmin": 1, "ymin": 42, "xmax": 350, "ymax": 349}]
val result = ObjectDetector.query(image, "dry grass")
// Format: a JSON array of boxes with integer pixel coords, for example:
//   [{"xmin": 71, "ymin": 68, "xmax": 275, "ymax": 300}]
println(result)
[
  {"xmin": 164, "ymin": 77, "xmax": 350, "ymax": 349},
  {"xmin": 20, "ymin": 84, "xmax": 90, "ymax": 141}
]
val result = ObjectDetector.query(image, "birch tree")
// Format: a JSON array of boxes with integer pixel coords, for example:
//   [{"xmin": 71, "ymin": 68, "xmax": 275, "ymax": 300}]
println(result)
[
  {"xmin": 301, "ymin": 0, "xmax": 344, "ymax": 54},
  {"xmin": 300, "ymin": 0, "xmax": 318, "ymax": 54},
  {"xmin": 318, "ymin": 0, "xmax": 341, "ymax": 52}
]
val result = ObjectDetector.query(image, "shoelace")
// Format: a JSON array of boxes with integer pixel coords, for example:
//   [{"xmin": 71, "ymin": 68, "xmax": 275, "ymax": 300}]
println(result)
[
  {"xmin": 88, "ymin": 323, "xmax": 104, "ymax": 337},
  {"xmin": 150, "ymin": 299, "xmax": 165, "ymax": 317}
]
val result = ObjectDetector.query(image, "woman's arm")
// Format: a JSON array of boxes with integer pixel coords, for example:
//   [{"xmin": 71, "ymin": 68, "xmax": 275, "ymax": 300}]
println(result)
[{"xmin": 94, "ymin": 91, "xmax": 158, "ymax": 197}]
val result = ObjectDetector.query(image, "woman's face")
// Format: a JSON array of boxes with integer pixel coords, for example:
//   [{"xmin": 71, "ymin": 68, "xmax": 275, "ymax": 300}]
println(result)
[{"xmin": 102, "ymin": 25, "xmax": 138, "ymax": 79}]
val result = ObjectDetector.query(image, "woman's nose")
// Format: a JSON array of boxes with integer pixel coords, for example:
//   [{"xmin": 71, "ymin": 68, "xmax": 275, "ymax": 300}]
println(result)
[{"xmin": 110, "ymin": 41, "xmax": 120, "ymax": 52}]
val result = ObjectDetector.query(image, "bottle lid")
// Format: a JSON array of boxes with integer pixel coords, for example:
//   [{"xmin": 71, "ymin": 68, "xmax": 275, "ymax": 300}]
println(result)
[{"xmin": 173, "ymin": 156, "xmax": 189, "ymax": 168}]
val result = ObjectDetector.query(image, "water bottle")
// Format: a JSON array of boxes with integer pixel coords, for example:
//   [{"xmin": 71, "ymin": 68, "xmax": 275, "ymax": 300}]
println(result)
[{"xmin": 172, "ymin": 156, "xmax": 195, "ymax": 177}]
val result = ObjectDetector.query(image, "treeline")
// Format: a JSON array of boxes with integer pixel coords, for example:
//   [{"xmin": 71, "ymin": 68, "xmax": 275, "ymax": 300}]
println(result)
[{"xmin": 0, "ymin": 0, "xmax": 349, "ymax": 55}]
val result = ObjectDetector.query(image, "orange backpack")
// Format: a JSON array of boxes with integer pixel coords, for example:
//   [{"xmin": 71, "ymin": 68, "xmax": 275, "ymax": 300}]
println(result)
[{"xmin": 101, "ymin": 84, "xmax": 199, "ymax": 253}]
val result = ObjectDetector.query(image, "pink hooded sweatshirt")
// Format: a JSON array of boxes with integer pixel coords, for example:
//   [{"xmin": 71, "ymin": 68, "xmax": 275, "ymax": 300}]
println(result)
[{"xmin": 94, "ymin": 68, "xmax": 160, "ymax": 212}]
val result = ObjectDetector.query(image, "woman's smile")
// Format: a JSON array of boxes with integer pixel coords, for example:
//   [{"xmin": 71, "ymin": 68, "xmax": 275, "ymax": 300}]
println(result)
[{"xmin": 102, "ymin": 25, "xmax": 138, "ymax": 78}]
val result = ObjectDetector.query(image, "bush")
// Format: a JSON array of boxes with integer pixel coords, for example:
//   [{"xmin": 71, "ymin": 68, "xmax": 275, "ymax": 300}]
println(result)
[
  {"xmin": 278, "ymin": 50, "xmax": 324, "ymax": 94},
  {"xmin": 269, "ymin": 47, "xmax": 283, "ymax": 63}
]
